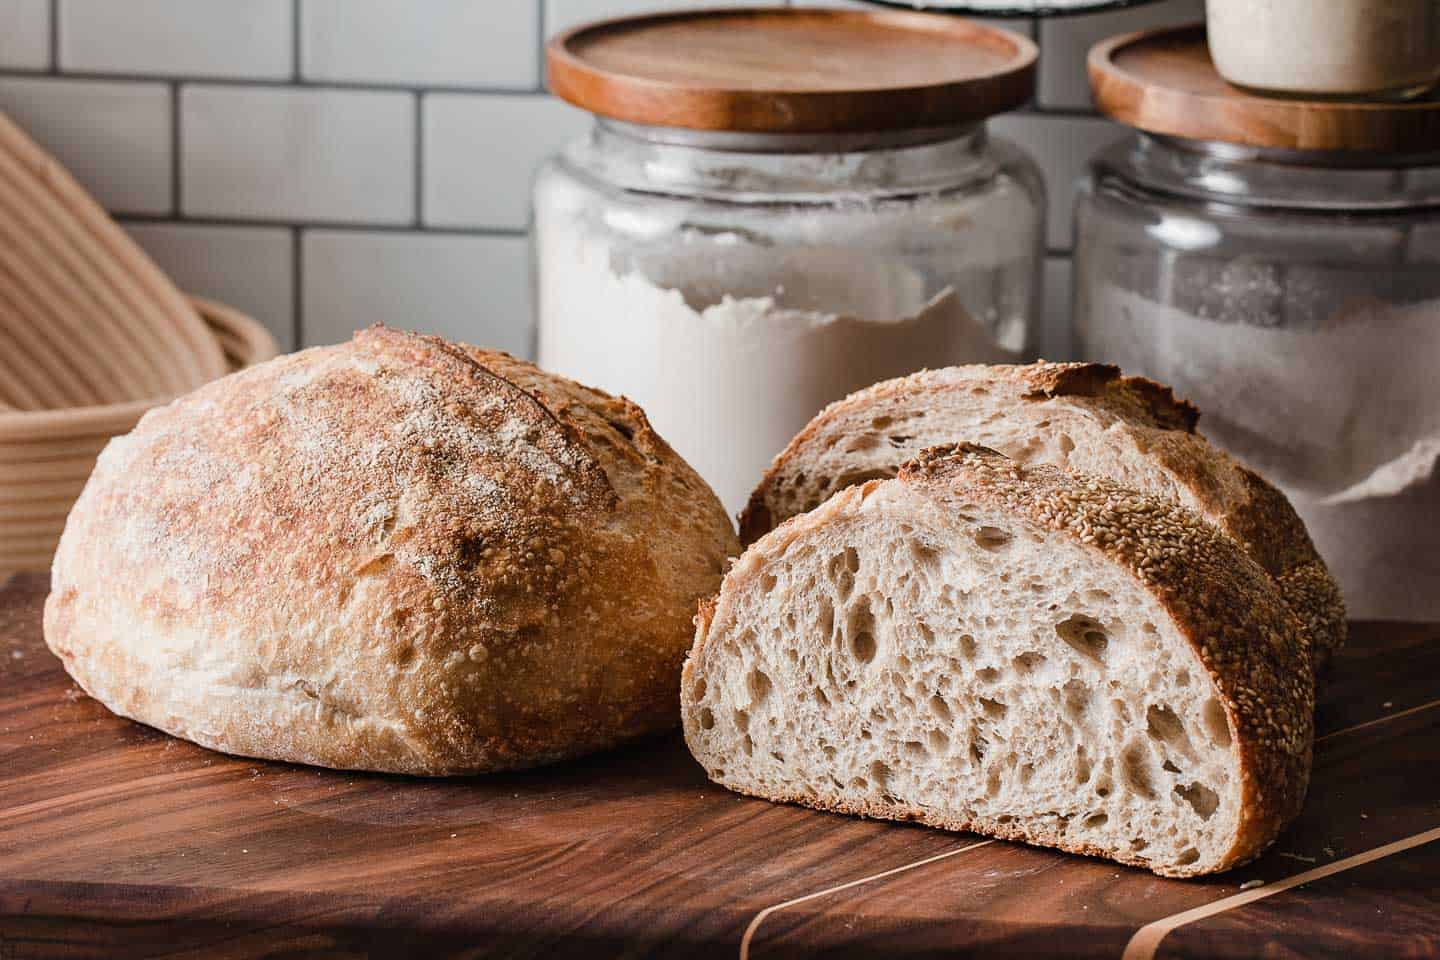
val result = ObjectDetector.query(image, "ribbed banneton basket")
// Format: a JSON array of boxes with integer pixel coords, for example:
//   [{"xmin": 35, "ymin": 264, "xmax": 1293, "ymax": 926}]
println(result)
[{"xmin": 0, "ymin": 296, "xmax": 279, "ymax": 576}]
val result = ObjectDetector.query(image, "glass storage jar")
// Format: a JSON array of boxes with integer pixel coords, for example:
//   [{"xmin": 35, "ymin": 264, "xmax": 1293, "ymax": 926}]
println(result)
[
  {"xmin": 537, "ymin": 9, "xmax": 1044, "ymax": 516},
  {"xmin": 1077, "ymin": 26, "xmax": 1440, "ymax": 619}
]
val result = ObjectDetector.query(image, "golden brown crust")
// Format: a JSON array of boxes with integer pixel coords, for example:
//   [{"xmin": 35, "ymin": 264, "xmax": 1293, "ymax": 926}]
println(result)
[
  {"xmin": 898, "ymin": 444, "xmax": 1312, "ymax": 873},
  {"xmin": 738, "ymin": 362, "xmax": 1344, "ymax": 671},
  {"xmin": 45, "ymin": 327, "xmax": 738, "ymax": 775}
]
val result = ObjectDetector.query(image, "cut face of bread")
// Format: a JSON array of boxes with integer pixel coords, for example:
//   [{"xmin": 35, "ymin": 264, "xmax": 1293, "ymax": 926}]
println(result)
[
  {"xmin": 685, "ymin": 445, "xmax": 1312, "ymax": 877},
  {"xmin": 739, "ymin": 362, "xmax": 1345, "ymax": 672}
]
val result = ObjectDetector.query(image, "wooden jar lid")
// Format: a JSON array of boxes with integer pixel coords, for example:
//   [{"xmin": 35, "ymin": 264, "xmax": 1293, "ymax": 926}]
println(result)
[
  {"xmin": 547, "ymin": 8, "xmax": 1036, "ymax": 134},
  {"xmin": 1090, "ymin": 24, "xmax": 1440, "ymax": 154}
]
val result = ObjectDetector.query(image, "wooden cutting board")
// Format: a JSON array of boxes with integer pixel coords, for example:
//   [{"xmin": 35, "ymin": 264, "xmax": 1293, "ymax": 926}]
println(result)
[{"xmin": 2, "ymin": 572, "xmax": 1437, "ymax": 959}]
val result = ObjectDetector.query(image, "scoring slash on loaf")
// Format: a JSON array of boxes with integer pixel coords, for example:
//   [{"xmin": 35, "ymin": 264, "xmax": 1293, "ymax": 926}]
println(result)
[
  {"xmin": 45, "ymin": 327, "xmax": 738, "ymax": 775},
  {"xmin": 684, "ymin": 444, "xmax": 1312, "ymax": 877},
  {"xmin": 740, "ymin": 362, "xmax": 1345, "ymax": 672}
]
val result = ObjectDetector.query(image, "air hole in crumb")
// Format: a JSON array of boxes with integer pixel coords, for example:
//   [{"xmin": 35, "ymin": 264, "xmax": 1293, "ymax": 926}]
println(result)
[
  {"xmin": 1062, "ymin": 681, "xmax": 1091, "ymax": 723},
  {"xmin": 979, "ymin": 696, "xmax": 1008, "ymax": 719},
  {"xmin": 847, "ymin": 603, "xmax": 878, "ymax": 664},
  {"xmin": 1056, "ymin": 614, "xmax": 1109, "ymax": 662},
  {"xmin": 888, "ymin": 434, "xmax": 913, "ymax": 447},
  {"xmin": 692, "ymin": 678, "xmax": 707, "ymax": 701},
  {"xmin": 734, "ymin": 709, "xmax": 750, "ymax": 732},
  {"xmin": 1057, "ymin": 433, "xmax": 1076, "ymax": 456},
  {"xmin": 870, "ymin": 761, "xmax": 891, "ymax": 791},
  {"xmin": 699, "ymin": 708, "xmax": 715, "ymax": 730},
  {"xmin": 970, "ymin": 736, "xmax": 988, "ymax": 766},
  {"xmin": 1019, "ymin": 762, "xmax": 1035, "ymax": 786},
  {"xmin": 1176, "ymin": 848, "xmax": 1200, "ymax": 866},
  {"xmin": 1121, "ymin": 742, "xmax": 1157, "ymax": 800},
  {"xmin": 1202, "ymin": 699, "xmax": 1232, "ymax": 747},
  {"xmin": 846, "ymin": 434, "xmax": 879, "ymax": 453},
  {"xmin": 977, "ymin": 667, "xmax": 1001, "ymax": 683},
  {"xmin": 986, "ymin": 768, "xmax": 1002, "ymax": 797},
  {"xmin": 760, "ymin": 572, "xmax": 778, "ymax": 594},
  {"xmin": 1146, "ymin": 704, "xmax": 1194, "ymax": 758},
  {"xmin": 836, "ymin": 467, "xmax": 896, "ymax": 491},
  {"xmin": 1175, "ymin": 782, "xmax": 1219, "ymax": 821},
  {"xmin": 1083, "ymin": 813, "xmax": 1108, "ymax": 829},
  {"xmin": 746, "ymin": 668, "xmax": 772, "ymax": 706},
  {"xmin": 916, "ymin": 621, "xmax": 935, "ymax": 645},
  {"xmin": 928, "ymin": 729, "xmax": 950, "ymax": 753},
  {"xmin": 742, "ymin": 734, "xmax": 754, "ymax": 756},
  {"xmin": 957, "ymin": 634, "xmax": 977, "ymax": 660},
  {"xmin": 814, "ymin": 687, "xmax": 830, "ymax": 709},
  {"xmin": 1113, "ymin": 699, "xmax": 1133, "ymax": 724},
  {"xmin": 930, "ymin": 694, "xmax": 953, "ymax": 724},
  {"xmin": 872, "ymin": 415, "xmax": 894, "ymax": 429},
  {"xmin": 1095, "ymin": 774, "xmax": 1113, "ymax": 798},
  {"xmin": 904, "ymin": 740, "xmax": 928, "ymax": 759},
  {"xmin": 1131, "ymin": 838, "xmax": 1149, "ymax": 851},
  {"xmin": 818, "ymin": 597, "xmax": 835, "ymax": 637},
  {"xmin": 1175, "ymin": 671, "xmax": 1190, "ymax": 688},
  {"xmin": 975, "ymin": 526, "xmax": 1013, "ymax": 551},
  {"xmin": 1013, "ymin": 651, "xmax": 1046, "ymax": 674},
  {"xmin": 1162, "ymin": 759, "xmax": 1181, "ymax": 774},
  {"xmin": 1075, "ymin": 746, "xmax": 1093, "ymax": 784}
]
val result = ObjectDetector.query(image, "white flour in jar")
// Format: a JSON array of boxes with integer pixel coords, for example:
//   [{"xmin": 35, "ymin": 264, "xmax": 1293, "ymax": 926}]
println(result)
[
  {"xmin": 538, "ymin": 229, "xmax": 1018, "ymax": 518},
  {"xmin": 1084, "ymin": 286, "xmax": 1440, "ymax": 620}
]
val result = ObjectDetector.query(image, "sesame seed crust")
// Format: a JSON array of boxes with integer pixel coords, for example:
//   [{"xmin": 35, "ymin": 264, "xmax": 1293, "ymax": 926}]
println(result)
[
  {"xmin": 44, "ymin": 326, "xmax": 738, "ymax": 775},
  {"xmin": 738, "ymin": 361, "xmax": 1345, "ymax": 672}
]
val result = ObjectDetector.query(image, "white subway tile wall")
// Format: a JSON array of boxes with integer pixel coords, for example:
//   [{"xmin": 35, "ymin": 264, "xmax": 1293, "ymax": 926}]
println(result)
[
  {"xmin": 0, "ymin": 0, "xmax": 50, "ymax": 70},
  {"xmin": 301, "ymin": 0, "xmax": 537, "ymax": 88},
  {"xmin": 60, "ymin": 0, "xmax": 293, "ymax": 80},
  {"xmin": 0, "ymin": 0, "xmax": 1202, "ymax": 355},
  {"xmin": 301, "ymin": 232, "xmax": 532, "ymax": 354},
  {"xmin": 0, "ymin": 77, "xmax": 171, "ymax": 213},
  {"xmin": 181, "ymin": 86, "xmax": 414, "ymax": 223},
  {"xmin": 423, "ymin": 93, "xmax": 588, "ymax": 229},
  {"xmin": 122, "ymin": 223, "xmax": 297, "ymax": 350}
]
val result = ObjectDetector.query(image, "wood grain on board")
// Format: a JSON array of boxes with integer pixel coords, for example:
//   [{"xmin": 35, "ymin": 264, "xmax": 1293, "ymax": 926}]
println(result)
[
  {"xmin": 1089, "ymin": 24, "xmax": 1440, "ymax": 153},
  {"xmin": 1, "ymin": 572, "xmax": 1437, "ymax": 958}
]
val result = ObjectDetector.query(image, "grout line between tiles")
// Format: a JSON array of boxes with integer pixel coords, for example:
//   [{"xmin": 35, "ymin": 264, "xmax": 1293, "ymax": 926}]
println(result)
[
  {"xmin": 291, "ymin": 0, "xmax": 301, "ymax": 82},
  {"xmin": 414, "ymin": 93, "xmax": 424, "ymax": 228},
  {"xmin": 535, "ymin": 0, "xmax": 546, "ymax": 92},
  {"xmin": 292, "ymin": 225, "xmax": 303, "ymax": 350},
  {"xmin": 0, "ymin": 67, "xmax": 540, "ymax": 97},
  {"xmin": 169, "ymin": 81, "xmax": 181, "ymax": 216},
  {"xmin": 113, "ymin": 213, "xmax": 527, "ymax": 238},
  {"xmin": 47, "ymin": 0, "xmax": 59, "ymax": 73}
]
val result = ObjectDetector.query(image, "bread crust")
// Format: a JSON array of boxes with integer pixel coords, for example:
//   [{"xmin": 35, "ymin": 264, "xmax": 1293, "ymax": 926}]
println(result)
[
  {"xmin": 45, "ymin": 327, "xmax": 738, "ymax": 775},
  {"xmin": 690, "ymin": 444, "xmax": 1313, "ymax": 877},
  {"xmin": 739, "ymin": 362, "xmax": 1345, "ymax": 671}
]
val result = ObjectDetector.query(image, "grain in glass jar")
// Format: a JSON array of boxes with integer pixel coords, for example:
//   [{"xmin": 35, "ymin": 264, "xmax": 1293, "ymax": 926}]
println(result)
[{"xmin": 1077, "ymin": 25, "xmax": 1440, "ymax": 619}]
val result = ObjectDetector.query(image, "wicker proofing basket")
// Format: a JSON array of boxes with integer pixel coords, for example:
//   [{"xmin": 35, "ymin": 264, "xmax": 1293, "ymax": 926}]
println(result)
[{"xmin": 0, "ymin": 296, "xmax": 279, "ymax": 576}]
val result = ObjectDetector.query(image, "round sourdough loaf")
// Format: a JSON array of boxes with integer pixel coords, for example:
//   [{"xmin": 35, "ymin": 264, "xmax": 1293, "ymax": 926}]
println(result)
[{"xmin": 44, "ymin": 327, "xmax": 738, "ymax": 775}]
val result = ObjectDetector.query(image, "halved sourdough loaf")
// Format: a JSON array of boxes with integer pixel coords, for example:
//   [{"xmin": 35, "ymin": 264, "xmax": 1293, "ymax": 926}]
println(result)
[
  {"xmin": 739, "ymin": 362, "xmax": 1345, "ymax": 670},
  {"xmin": 685, "ymin": 444, "xmax": 1313, "ymax": 877}
]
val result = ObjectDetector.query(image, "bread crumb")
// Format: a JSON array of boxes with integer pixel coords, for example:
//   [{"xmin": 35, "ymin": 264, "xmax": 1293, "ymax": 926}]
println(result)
[
  {"xmin": 1239, "ymin": 879, "xmax": 1264, "ymax": 891},
  {"xmin": 1383, "ymin": 701, "xmax": 1394, "ymax": 709},
  {"xmin": 1279, "ymin": 852, "xmax": 1317, "ymax": 864}
]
